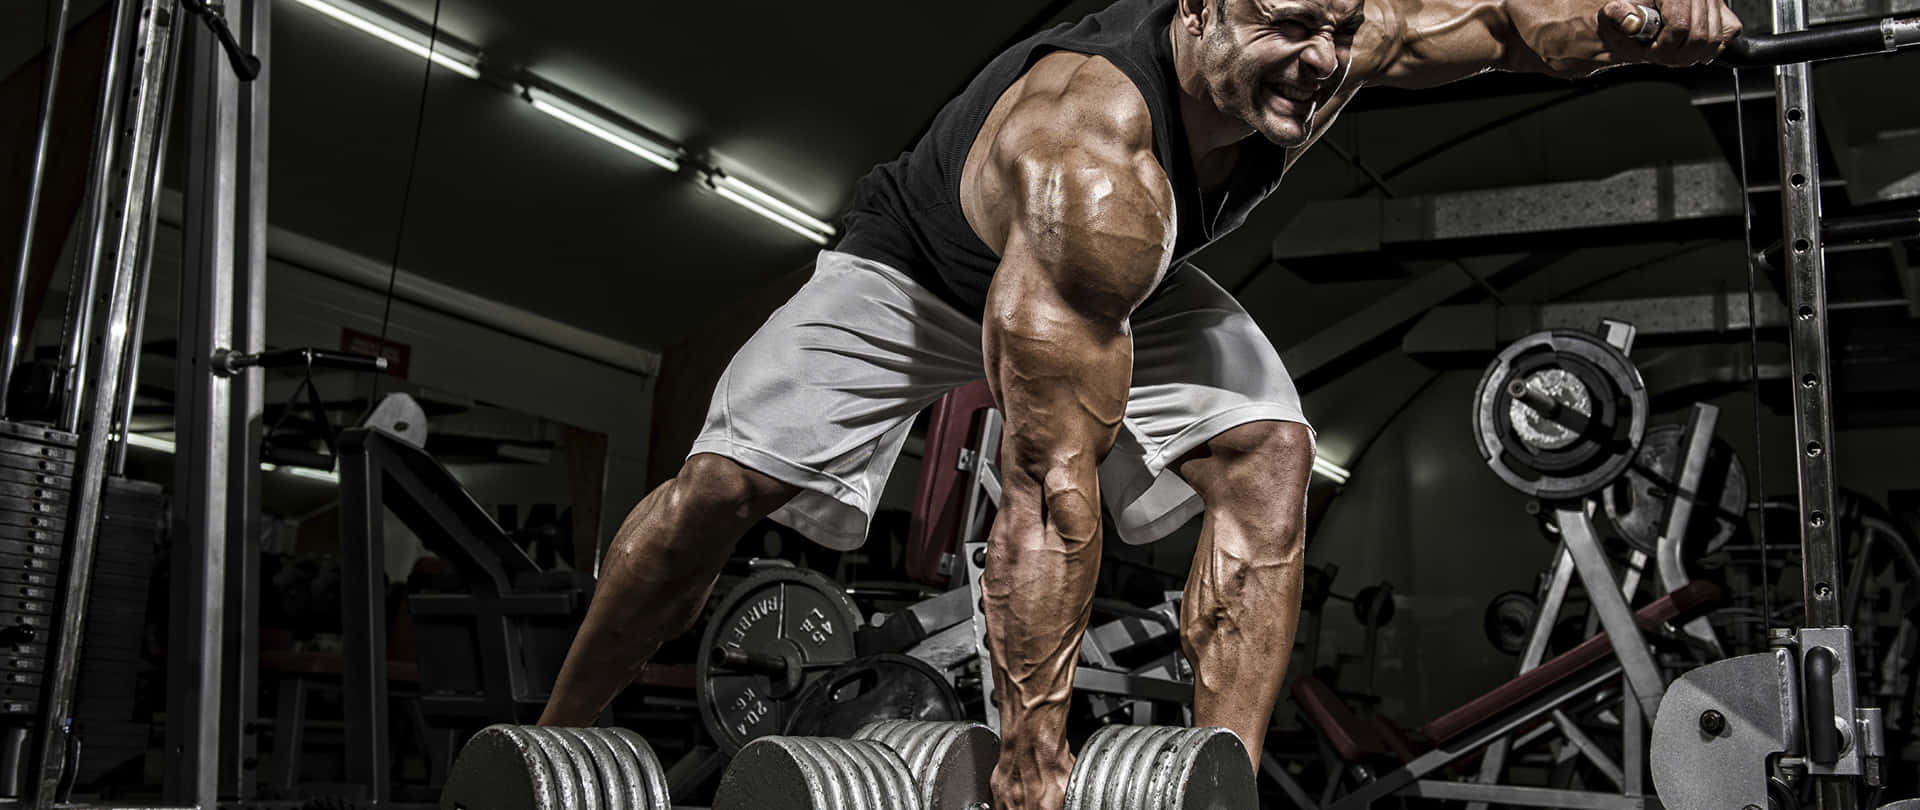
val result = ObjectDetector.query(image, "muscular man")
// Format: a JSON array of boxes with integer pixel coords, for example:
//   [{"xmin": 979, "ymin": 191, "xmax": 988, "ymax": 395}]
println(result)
[{"xmin": 541, "ymin": 0, "xmax": 1739, "ymax": 806}]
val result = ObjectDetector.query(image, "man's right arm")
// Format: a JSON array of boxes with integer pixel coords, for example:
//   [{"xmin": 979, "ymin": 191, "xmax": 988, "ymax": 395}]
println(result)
[{"xmin": 960, "ymin": 53, "xmax": 1178, "ymax": 320}]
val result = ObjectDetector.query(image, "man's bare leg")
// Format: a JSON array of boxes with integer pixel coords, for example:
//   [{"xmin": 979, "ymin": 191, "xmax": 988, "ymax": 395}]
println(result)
[
  {"xmin": 539, "ymin": 453, "xmax": 799, "ymax": 726},
  {"xmin": 978, "ymin": 262, "xmax": 1136, "ymax": 810},
  {"xmin": 1172, "ymin": 420, "xmax": 1315, "ymax": 767}
]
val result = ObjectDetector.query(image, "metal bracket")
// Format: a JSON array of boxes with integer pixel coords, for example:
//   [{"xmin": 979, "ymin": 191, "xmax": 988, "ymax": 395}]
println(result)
[{"xmin": 1798, "ymin": 626, "xmax": 1864, "ymax": 777}]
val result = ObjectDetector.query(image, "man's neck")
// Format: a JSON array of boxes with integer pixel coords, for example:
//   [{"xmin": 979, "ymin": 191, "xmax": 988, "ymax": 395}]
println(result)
[{"xmin": 1169, "ymin": 20, "xmax": 1254, "ymax": 161}]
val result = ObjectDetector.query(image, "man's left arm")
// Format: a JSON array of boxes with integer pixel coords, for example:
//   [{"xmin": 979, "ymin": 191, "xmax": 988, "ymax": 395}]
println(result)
[
  {"xmin": 1282, "ymin": 0, "xmax": 1741, "ymax": 169},
  {"xmin": 1352, "ymin": 0, "xmax": 1743, "ymax": 87}
]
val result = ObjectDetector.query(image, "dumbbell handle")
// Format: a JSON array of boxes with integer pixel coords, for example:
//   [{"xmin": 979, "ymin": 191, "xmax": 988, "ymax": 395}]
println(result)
[
  {"xmin": 712, "ymin": 647, "xmax": 790, "ymax": 675},
  {"xmin": 1507, "ymin": 380, "xmax": 1593, "ymax": 435}
]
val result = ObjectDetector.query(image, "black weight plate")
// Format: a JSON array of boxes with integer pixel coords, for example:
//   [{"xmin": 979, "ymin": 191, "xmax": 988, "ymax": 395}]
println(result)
[
  {"xmin": 0, "ymin": 438, "xmax": 75, "ymax": 465},
  {"xmin": 0, "ymin": 553, "xmax": 59, "ymax": 574},
  {"xmin": 0, "ymin": 570, "xmax": 55, "ymax": 591},
  {"xmin": 697, "ymin": 563, "xmax": 863, "ymax": 754},
  {"xmin": 101, "ymin": 477, "xmax": 162, "ymax": 499},
  {"xmin": 0, "ymin": 700, "xmax": 39, "ymax": 716},
  {"xmin": 0, "ymin": 670, "xmax": 43, "ymax": 688},
  {"xmin": 0, "ymin": 582, "xmax": 54, "ymax": 604},
  {"xmin": 783, "ymin": 653, "xmax": 965, "ymax": 739},
  {"xmin": 0, "ymin": 423, "xmax": 77, "ymax": 447},
  {"xmin": 1483, "ymin": 591, "xmax": 1539, "ymax": 656},
  {"xmin": 1604, "ymin": 424, "xmax": 1749, "ymax": 558},
  {"xmin": 0, "ymin": 596, "xmax": 55, "ymax": 616},
  {"xmin": 0, "ymin": 658, "xmax": 47, "ymax": 676},
  {"xmin": 1352, "ymin": 585, "xmax": 1396, "ymax": 628},
  {"xmin": 87, "ymin": 591, "xmax": 150, "ymax": 612},
  {"xmin": 0, "ymin": 539, "xmax": 62, "ymax": 562},
  {"xmin": 1472, "ymin": 330, "xmax": 1647, "ymax": 500},
  {"xmin": 0, "ymin": 468, "xmax": 68, "ymax": 491},
  {"xmin": 1, "ymin": 642, "xmax": 46, "ymax": 659},
  {"xmin": 0, "ymin": 612, "xmax": 53, "ymax": 632},
  {"xmin": 0, "ymin": 525, "xmax": 63, "ymax": 545},
  {"xmin": 0, "ymin": 510, "xmax": 64, "ymax": 534},
  {"xmin": 0, "ymin": 497, "xmax": 66, "ymax": 521},
  {"xmin": 0, "ymin": 452, "xmax": 73, "ymax": 479},
  {"xmin": 0, "ymin": 481, "xmax": 68, "ymax": 507}
]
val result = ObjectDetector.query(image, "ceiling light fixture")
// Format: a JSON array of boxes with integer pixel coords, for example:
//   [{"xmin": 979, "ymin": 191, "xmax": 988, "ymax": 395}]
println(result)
[
  {"xmin": 523, "ymin": 85, "xmax": 681, "ymax": 173},
  {"xmin": 1313, "ymin": 455, "xmax": 1351, "ymax": 485},
  {"xmin": 709, "ymin": 172, "xmax": 835, "ymax": 245},
  {"xmin": 286, "ymin": 0, "xmax": 483, "ymax": 79}
]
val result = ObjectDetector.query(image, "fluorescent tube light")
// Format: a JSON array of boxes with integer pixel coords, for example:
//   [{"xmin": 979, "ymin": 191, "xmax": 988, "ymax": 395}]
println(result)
[
  {"xmin": 1312, "ymin": 455, "xmax": 1351, "ymax": 485},
  {"xmin": 288, "ymin": 0, "xmax": 483, "ymax": 79},
  {"xmin": 123, "ymin": 433, "xmax": 341, "ymax": 484},
  {"xmin": 524, "ymin": 86, "xmax": 680, "ymax": 172},
  {"xmin": 710, "ymin": 174, "xmax": 835, "ymax": 244},
  {"xmin": 123, "ymin": 432, "xmax": 176, "ymax": 453}
]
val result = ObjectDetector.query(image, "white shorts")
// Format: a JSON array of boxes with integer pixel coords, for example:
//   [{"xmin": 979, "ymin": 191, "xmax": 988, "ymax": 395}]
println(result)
[{"xmin": 689, "ymin": 250, "xmax": 1311, "ymax": 551}]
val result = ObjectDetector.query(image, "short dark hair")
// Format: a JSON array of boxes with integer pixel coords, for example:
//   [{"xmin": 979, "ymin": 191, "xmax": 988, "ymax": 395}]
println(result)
[{"xmin": 1215, "ymin": 0, "xmax": 1229, "ymax": 19}]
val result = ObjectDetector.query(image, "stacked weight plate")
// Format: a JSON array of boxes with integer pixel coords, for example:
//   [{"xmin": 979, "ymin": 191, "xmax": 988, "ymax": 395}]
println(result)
[
  {"xmin": 0, "ymin": 422, "xmax": 79, "ymax": 720},
  {"xmin": 73, "ymin": 476, "xmax": 163, "ymax": 784}
]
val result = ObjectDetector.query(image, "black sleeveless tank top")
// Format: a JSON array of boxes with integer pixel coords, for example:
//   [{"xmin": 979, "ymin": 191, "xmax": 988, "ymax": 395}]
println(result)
[{"xmin": 836, "ymin": 0, "xmax": 1291, "ymax": 318}]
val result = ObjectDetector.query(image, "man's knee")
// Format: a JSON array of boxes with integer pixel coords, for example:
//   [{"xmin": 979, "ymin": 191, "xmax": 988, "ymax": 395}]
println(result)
[
  {"xmin": 673, "ymin": 454, "xmax": 796, "ymax": 524},
  {"xmin": 1192, "ymin": 421, "xmax": 1314, "ymax": 534}
]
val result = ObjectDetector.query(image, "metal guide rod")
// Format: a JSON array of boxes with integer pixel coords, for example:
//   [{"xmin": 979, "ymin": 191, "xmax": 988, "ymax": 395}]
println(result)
[
  {"xmin": 219, "ymin": 0, "xmax": 268, "ymax": 796},
  {"xmin": 1773, "ymin": 0, "xmax": 1843, "ymax": 632},
  {"xmin": 31, "ymin": 2, "xmax": 181, "ymax": 805},
  {"xmin": 162, "ymin": 12, "xmax": 240, "ymax": 806},
  {"xmin": 57, "ymin": 0, "xmax": 138, "ymax": 431},
  {"xmin": 2, "ymin": 0, "xmax": 73, "ymax": 415},
  {"xmin": 107, "ymin": 0, "xmax": 183, "ymax": 475},
  {"xmin": 1773, "ymin": 4, "xmax": 1857, "ymax": 808}
]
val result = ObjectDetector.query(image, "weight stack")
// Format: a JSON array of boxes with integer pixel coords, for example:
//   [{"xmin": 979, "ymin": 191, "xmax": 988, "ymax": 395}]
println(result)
[
  {"xmin": 72, "ymin": 477, "xmax": 164, "ymax": 786},
  {"xmin": 0, "ymin": 420, "xmax": 79, "ymax": 797}
]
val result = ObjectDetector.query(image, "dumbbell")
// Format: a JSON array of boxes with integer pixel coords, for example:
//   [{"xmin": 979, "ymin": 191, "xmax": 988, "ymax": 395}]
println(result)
[
  {"xmin": 439, "ymin": 724, "xmax": 673, "ymax": 809},
  {"xmin": 1063, "ymin": 725, "xmax": 1255, "ymax": 810},
  {"xmin": 714, "ymin": 720, "xmax": 998, "ymax": 810},
  {"xmin": 716, "ymin": 722, "xmax": 1255, "ymax": 810},
  {"xmin": 444, "ymin": 721, "xmax": 1253, "ymax": 809}
]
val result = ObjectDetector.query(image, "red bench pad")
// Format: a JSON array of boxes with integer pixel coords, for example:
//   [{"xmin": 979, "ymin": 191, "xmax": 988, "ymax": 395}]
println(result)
[
  {"xmin": 1291, "ymin": 673, "xmax": 1391, "ymax": 761},
  {"xmin": 1420, "ymin": 581, "xmax": 1722, "ymax": 744},
  {"xmin": 905, "ymin": 381, "xmax": 998, "ymax": 587}
]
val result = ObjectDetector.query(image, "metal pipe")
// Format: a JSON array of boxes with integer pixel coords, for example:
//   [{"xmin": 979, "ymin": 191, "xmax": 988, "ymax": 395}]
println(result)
[
  {"xmin": 219, "ymin": 0, "xmax": 268, "ymax": 795},
  {"xmin": 1774, "ymin": 0, "xmax": 1844, "ymax": 633},
  {"xmin": 107, "ymin": 0, "xmax": 182, "ymax": 475},
  {"xmin": 1718, "ymin": 16, "xmax": 1920, "ymax": 67},
  {"xmin": 3, "ymin": 0, "xmax": 75, "ymax": 417},
  {"xmin": 56, "ymin": 0, "xmax": 138, "ymax": 431},
  {"xmin": 162, "ymin": 9, "xmax": 239, "ymax": 805}
]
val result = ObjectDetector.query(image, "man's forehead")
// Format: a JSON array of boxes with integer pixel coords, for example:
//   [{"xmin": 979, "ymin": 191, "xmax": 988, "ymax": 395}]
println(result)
[{"xmin": 1247, "ymin": 0, "xmax": 1365, "ymax": 21}]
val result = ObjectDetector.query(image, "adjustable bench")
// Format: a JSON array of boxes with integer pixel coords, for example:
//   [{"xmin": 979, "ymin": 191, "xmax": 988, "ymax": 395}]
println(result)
[{"xmin": 1279, "ymin": 580, "xmax": 1724, "ymax": 810}]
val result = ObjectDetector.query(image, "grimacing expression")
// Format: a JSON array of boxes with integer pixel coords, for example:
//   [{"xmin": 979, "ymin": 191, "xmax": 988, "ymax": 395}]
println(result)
[{"xmin": 1197, "ymin": 0, "xmax": 1363, "ymax": 146}]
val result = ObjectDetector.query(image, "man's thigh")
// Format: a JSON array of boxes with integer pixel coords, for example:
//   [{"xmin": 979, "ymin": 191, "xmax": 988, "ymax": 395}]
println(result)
[
  {"xmin": 691, "ymin": 250, "xmax": 981, "ymax": 549},
  {"xmin": 1097, "ymin": 267, "xmax": 1311, "ymax": 543}
]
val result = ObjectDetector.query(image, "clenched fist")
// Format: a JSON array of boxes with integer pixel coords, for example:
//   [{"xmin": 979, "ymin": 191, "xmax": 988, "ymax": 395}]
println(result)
[{"xmin": 1602, "ymin": 0, "xmax": 1745, "ymax": 65}]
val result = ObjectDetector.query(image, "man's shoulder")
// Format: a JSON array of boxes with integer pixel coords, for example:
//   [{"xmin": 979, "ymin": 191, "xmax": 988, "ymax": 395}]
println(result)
[{"xmin": 993, "ymin": 50, "xmax": 1158, "ymax": 161}]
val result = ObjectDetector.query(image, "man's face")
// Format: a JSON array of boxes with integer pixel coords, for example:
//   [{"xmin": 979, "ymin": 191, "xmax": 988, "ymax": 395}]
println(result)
[{"xmin": 1194, "ymin": 0, "xmax": 1363, "ymax": 146}]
